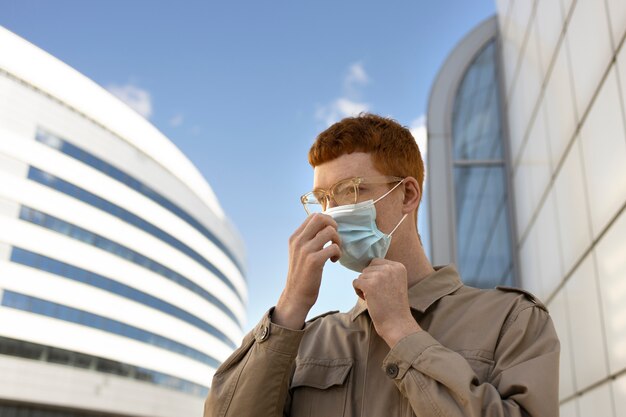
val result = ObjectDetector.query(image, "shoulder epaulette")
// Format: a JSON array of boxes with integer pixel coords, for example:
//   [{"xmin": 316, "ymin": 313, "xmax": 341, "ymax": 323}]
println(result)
[
  {"xmin": 306, "ymin": 310, "xmax": 340, "ymax": 323},
  {"xmin": 495, "ymin": 286, "xmax": 547, "ymax": 311}
]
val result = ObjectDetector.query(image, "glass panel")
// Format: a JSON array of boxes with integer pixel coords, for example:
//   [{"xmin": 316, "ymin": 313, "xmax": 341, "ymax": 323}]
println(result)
[
  {"xmin": 47, "ymin": 347, "xmax": 72, "ymax": 365},
  {"xmin": 579, "ymin": 68, "xmax": 626, "ymax": 239},
  {"xmin": 475, "ymin": 203, "xmax": 513, "ymax": 287},
  {"xmin": 0, "ymin": 337, "xmax": 208, "ymax": 398},
  {"xmin": 17, "ymin": 206, "xmax": 240, "ymax": 327},
  {"xmin": 35, "ymin": 129, "xmax": 244, "ymax": 276},
  {"xmin": 566, "ymin": 0, "xmax": 612, "ymax": 118},
  {"xmin": 452, "ymin": 41, "xmax": 503, "ymax": 161},
  {"xmin": 2, "ymin": 291, "xmax": 219, "ymax": 369},
  {"xmin": 454, "ymin": 166, "xmax": 512, "ymax": 288},
  {"xmin": 73, "ymin": 352, "xmax": 93, "ymax": 369},
  {"xmin": 450, "ymin": 38, "xmax": 515, "ymax": 288}
]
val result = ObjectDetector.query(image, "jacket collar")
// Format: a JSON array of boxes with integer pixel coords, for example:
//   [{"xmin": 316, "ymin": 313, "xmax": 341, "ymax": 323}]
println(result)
[{"xmin": 349, "ymin": 264, "xmax": 463, "ymax": 321}]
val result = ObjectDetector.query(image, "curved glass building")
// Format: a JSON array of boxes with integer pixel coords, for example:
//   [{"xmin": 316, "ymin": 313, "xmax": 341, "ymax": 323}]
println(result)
[
  {"xmin": 0, "ymin": 26, "xmax": 246, "ymax": 417},
  {"xmin": 428, "ymin": 1, "xmax": 626, "ymax": 415}
]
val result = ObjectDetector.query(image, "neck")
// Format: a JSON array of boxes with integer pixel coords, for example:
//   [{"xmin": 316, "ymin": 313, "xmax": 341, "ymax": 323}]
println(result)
[{"xmin": 388, "ymin": 230, "xmax": 435, "ymax": 287}]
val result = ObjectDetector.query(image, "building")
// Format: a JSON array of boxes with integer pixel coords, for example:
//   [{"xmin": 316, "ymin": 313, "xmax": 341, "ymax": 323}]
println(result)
[
  {"xmin": 0, "ymin": 26, "xmax": 247, "ymax": 417},
  {"xmin": 427, "ymin": 1, "xmax": 626, "ymax": 416}
]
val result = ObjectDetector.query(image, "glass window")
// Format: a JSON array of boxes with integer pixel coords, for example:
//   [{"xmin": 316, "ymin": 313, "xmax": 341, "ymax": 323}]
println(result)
[
  {"xmin": 34, "ymin": 129, "xmax": 245, "ymax": 277},
  {"xmin": 73, "ymin": 352, "xmax": 92, "ymax": 369},
  {"xmin": 41, "ymin": 299, "xmax": 57, "ymax": 317},
  {"xmin": 9, "ymin": 247, "xmax": 236, "ymax": 348},
  {"xmin": 0, "ymin": 336, "xmax": 208, "ymax": 397},
  {"xmin": 48, "ymin": 347, "xmax": 72, "ymax": 365},
  {"xmin": 57, "ymin": 305, "xmax": 72, "ymax": 322},
  {"xmin": 27, "ymin": 165, "xmax": 248, "ymax": 303},
  {"xmin": 2, "ymin": 338, "xmax": 43, "ymax": 360},
  {"xmin": 451, "ymin": 40, "xmax": 514, "ymax": 288}
]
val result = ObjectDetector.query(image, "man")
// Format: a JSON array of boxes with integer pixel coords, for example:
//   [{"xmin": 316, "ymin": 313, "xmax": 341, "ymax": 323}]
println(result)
[{"xmin": 205, "ymin": 114, "xmax": 560, "ymax": 416}]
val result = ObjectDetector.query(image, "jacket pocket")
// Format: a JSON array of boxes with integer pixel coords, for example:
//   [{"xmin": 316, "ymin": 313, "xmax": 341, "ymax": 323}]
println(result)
[{"xmin": 290, "ymin": 358, "xmax": 353, "ymax": 417}]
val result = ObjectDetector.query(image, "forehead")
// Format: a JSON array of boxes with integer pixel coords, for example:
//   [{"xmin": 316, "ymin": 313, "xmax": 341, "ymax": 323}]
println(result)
[{"xmin": 313, "ymin": 152, "xmax": 382, "ymax": 188}]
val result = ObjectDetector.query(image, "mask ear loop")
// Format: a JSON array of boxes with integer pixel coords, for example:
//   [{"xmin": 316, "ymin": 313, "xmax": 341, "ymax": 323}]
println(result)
[
  {"xmin": 373, "ymin": 178, "xmax": 408, "ymax": 237},
  {"xmin": 389, "ymin": 213, "xmax": 408, "ymax": 237},
  {"xmin": 373, "ymin": 178, "xmax": 406, "ymax": 204}
]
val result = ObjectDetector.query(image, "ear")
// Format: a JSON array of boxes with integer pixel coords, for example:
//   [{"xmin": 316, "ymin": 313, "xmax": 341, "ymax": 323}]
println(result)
[{"xmin": 401, "ymin": 176, "xmax": 421, "ymax": 215}]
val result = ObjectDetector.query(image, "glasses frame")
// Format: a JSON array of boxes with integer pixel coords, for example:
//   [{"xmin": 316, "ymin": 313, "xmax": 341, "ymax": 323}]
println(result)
[{"xmin": 300, "ymin": 175, "xmax": 404, "ymax": 215}]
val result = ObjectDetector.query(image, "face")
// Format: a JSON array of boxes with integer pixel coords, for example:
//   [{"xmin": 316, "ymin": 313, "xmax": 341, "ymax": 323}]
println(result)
[{"xmin": 313, "ymin": 152, "xmax": 406, "ymax": 235}]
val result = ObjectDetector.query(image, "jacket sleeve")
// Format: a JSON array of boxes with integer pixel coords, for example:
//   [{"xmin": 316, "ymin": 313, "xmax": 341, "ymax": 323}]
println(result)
[
  {"xmin": 204, "ymin": 309, "xmax": 304, "ymax": 417},
  {"xmin": 382, "ymin": 304, "xmax": 560, "ymax": 416}
]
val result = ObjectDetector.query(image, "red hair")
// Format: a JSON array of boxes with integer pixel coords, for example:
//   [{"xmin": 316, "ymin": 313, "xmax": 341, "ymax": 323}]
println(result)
[{"xmin": 308, "ymin": 113, "xmax": 425, "ymax": 204}]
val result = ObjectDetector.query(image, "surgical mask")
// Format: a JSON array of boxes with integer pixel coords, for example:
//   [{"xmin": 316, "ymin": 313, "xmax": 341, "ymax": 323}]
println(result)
[{"xmin": 324, "ymin": 181, "xmax": 407, "ymax": 272}]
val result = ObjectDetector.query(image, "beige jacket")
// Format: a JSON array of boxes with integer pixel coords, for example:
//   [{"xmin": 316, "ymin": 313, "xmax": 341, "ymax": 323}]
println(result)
[{"xmin": 205, "ymin": 265, "xmax": 560, "ymax": 416}]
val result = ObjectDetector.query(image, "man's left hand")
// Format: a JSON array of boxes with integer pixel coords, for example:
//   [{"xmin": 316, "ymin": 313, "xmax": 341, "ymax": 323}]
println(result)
[{"xmin": 352, "ymin": 258, "xmax": 422, "ymax": 348}]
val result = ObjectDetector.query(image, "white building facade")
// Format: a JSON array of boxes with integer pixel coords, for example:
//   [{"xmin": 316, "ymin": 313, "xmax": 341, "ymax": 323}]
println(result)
[
  {"xmin": 427, "ymin": 1, "xmax": 626, "ymax": 415},
  {"xmin": 0, "ymin": 27, "xmax": 247, "ymax": 417}
]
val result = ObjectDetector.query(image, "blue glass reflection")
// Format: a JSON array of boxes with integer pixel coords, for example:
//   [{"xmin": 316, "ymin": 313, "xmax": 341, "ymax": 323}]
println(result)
[
  {"xmin": 10, "ymin": 247, "xmax": 236, "ymax": 348},
  {"xmin": 27, "ymin": 166, "xmax": 243, "ymax": 303},
  {"xmin": 35, "ymin": 129, "xmax": 246, "ymax": 277},
  {"xmin": 18, "ymin": 205, "xmax": 242, "ymax": 328},
  {"xmin": 452, "ymin": 42, "xmax": 503, "ymax": 161},
  {"xmin": 1, "ymin": 290, "xmax": 220, "ymax": 368},
  {"xmin": 451, "ymin": 40, "xmax": 514, "ymax": 288}
]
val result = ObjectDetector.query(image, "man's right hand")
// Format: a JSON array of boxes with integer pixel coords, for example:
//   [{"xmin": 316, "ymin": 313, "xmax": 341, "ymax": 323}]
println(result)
[{"xmin": 272, "ymin": 213, "xmax": 342, "ymax": 330}]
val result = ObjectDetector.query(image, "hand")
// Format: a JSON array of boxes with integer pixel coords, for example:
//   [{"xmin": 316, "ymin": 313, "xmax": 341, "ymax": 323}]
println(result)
[
  {"xmin": 273, "ymin": 213, "xmax": 342, "ymax": 330},
  {"xmin": 352, "ymin": 258, "xmax": 421, "ymax": 347}
]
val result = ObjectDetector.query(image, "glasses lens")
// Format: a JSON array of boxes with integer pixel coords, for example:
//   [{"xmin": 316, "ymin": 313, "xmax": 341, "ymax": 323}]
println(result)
[
  {"xmin": 332, "ymin": 179, "xmax": 358, "ymax": 206},
  {"xmin": 302, "ymin": 192, "xmax": 325, "ymax": 214}
]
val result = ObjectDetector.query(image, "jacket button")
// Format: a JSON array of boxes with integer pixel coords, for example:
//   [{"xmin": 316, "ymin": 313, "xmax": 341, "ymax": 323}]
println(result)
[
  {"xmin": 386, "ymin": 364, "xmax": 399, "ymax": 378},
  {"xmin": 258, "ymin": 325, "xmax": 269, "ymax": 342}
]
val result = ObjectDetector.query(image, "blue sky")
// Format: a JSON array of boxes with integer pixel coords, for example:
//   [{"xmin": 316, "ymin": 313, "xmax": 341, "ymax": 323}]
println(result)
[{"xmin": 1, "ymin": 0, "xmax": 495, "ymax": 332}]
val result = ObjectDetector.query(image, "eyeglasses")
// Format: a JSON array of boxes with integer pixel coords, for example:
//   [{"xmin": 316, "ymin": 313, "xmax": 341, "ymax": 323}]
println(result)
[{"xmin": 300, "ymin": 176, "xmax": 404, "ymax": 214}]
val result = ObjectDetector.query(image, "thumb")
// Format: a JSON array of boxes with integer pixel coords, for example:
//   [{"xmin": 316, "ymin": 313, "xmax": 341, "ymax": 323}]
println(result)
[{"xmin": 352, "ymin": 278, "xmax": 365, "ymax": 300}]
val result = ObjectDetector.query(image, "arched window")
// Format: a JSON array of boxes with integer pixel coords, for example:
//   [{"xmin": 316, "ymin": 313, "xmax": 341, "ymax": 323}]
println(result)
[
  {"xmin": 427, "ymin": 17, "xmax": 517, "ymax": 289},
  {"xmin": 451, "ymin": 40, "xmax": 514, "ymax": 288}
]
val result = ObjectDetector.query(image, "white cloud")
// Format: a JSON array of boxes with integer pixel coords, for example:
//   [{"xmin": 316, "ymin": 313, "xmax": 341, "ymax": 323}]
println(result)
[
  {"xmin": 106, "ymin": 83, "xmax": 153, "ymax": 119},
  {"xmin": 344, "ymin": 62, "xmax": 369, "ymax": 89},
  {"xmin": 315, "ymin": 62, "xmax": 370, "ymax": 126},
  {"xmin": 336, "ymin": 98, "xmax": 368, "ymax": 115},
  {"xmin": 409, "ymin": 115, "xmax": 427, "ymax": 157},
  {"xmin": 169, "ymin": 113, "xmax": 184, "ymax": 127},
  {"xmin": 315, "ymin": 98, "xmax": 369, "ymax": 127}
]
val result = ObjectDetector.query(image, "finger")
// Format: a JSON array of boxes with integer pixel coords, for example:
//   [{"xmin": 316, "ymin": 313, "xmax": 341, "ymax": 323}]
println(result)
[
  {"xmin": 289, "ymin": 215, "xmax": 318, "ymax": 247},
  {"xmin": 352, "ymin": 279, "xmax": 366, "ymax": 300},
  {"xmin": 353, "ymin": 277, "xmax": 369, "ymax": 291},
  {"xmin": 300, "ymin": 213, "xmax": 338, "ymax": 241},
  {"xmin": 317, "ymin": 242, "xmax": 341, "ymax": 263},
  {"xmin": 293, "ymin": 212, "xmax": 318, "ymax": 235},
  {"xmin": 308, "ymin": 225, "xmax": 341, "ymax": 251},
  {"xmin": 368, "ymin": 258, "xmax": 390, "ymax": 266},
  {"xmin": 354, "ymin": 288, "xmax": 365, "ymax": 300}
]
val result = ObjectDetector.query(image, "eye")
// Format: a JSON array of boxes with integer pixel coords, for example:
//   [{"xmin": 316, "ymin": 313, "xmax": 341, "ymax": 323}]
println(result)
[
  {"xmin": 332, "ymin": 180, "xmax": 357, "ymax": 205},
  {"xmin": 357, "ymin": 185, "xmax": 372, "ymax": 196},
  {"xmin": 333, "ymin": 180, "xmax": 352, "ymax": 195}
]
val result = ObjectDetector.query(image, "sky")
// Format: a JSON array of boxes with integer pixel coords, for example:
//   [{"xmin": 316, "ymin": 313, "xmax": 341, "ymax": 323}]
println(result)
[{"xmin": 1, "ymin": 0, "xmax": 496, "ymax": 332}]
